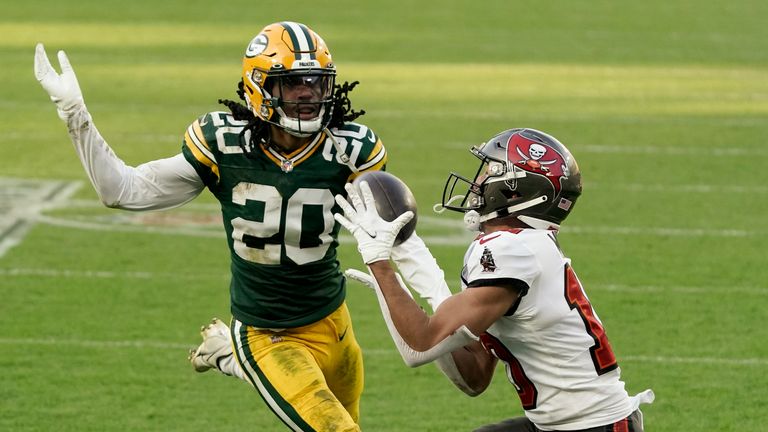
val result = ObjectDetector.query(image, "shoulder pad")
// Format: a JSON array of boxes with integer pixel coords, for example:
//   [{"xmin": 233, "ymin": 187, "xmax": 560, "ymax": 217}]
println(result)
[
  {"xmin": 465, "ymin": 231, "xmax": 541, "ymax": 288},
  {"xmin": 183, "ymin": 111, "xmax": 249, "ymax": 183},
  {"xmin": 328, "ymin": 122, "xmax": 387, "ymax": 174}
]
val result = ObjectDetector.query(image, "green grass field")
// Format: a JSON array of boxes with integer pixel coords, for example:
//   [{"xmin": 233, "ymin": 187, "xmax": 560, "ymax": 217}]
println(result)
[{"xmin": 2, "ymin": 0, "xmax": 767, "ymax": 430}]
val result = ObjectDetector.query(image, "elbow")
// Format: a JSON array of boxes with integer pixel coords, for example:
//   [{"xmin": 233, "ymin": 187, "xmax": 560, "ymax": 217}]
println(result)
[
  {"xmin": 102, "ymin": 200, "xmax": 121, "ymax": 209},
  {"xmin": 401, "ymin": 356, "xmax": 429, "ymax": 368},
  {"xmin": 99, "ymin": 194, "xmax": 122, "ymax": 209}
]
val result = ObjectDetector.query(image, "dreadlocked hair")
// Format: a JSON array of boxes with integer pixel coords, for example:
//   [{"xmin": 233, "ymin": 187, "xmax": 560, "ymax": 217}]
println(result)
[
  {"xmin": 328, "ymin": 80, "xmax": 366, "ymax": 128},
  {"xmin": 217, "ymin": 79, "xmax": 367, "ymax": 157},
  {"xmin": 217, "ymin": 79, "xmax": 267, "ymax": 157}
]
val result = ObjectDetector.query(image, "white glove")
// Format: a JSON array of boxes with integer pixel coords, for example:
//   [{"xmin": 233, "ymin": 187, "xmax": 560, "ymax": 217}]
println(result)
[
  {"xmin": 34, "ymin": 43, "xmax": 85, "ymax": 121},
  {"xmin": 335, "ymin": 181, "xmax": 414, "ymax": 264}
]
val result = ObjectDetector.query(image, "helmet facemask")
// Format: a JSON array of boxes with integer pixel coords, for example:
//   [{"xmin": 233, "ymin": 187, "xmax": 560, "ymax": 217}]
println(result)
[
  {"xmin": 442, "ymin": 146, "xmax": 509, "ymax": 213},
  {"xmin": 261, "ymin": 70, "xmax": 336, "ymax": 137}
]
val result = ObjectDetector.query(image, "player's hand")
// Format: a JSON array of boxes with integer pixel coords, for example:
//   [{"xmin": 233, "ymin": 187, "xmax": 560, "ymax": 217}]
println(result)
[
  {"xmin": 335, "ymin": 181, "xmax": 413, "ymax": 264},
  {"xmin": 34, "ymin": 43, "xmax": 84, "ymax": 121}
]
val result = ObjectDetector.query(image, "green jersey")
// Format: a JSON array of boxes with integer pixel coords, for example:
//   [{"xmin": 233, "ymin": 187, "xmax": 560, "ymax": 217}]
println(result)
[{"xmin": 181, "ymin": 111, "xmax": 387, "ymax": 328}]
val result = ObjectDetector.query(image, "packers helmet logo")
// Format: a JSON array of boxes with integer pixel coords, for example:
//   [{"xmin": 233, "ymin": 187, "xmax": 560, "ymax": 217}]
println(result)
[{"xmin": 245, "ymin": 34, "xmax": 269, "ymax": 58}]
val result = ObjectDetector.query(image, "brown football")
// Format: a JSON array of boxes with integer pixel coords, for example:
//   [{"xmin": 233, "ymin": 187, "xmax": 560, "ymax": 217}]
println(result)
[{"xmin": 352, "ymin": 171, "xmax": 417, "ymax": 246}]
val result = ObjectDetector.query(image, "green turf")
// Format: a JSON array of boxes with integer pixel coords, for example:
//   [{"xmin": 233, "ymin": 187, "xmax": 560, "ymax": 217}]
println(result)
[{"xmin": 2, "ymin": 0, "xmax": 767, "ymax": 430}]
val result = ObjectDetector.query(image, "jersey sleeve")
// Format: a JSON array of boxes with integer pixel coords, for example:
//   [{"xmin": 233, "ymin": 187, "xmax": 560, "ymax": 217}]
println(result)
[
  {"xmin": 464, "ymin": 232, "xmax": 541, "ymax": 292},
  {"xmin": 181, "ymin": 112, "xmax": 222, "ymax": 187},
  {"xmin": 329, "ymin": 122, "xmax": 387, "ymax": 181}
]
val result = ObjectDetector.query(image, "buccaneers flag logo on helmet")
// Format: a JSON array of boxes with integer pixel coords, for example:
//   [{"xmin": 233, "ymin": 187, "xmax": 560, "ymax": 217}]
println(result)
[{"xmin": 507, "ymin": 131, "xmax": 570, "ymax": 193}]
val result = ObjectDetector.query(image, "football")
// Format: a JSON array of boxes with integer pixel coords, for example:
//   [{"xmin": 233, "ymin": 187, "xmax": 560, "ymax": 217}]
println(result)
[{"xmin": 352, "ymin": 171, "xmax": 418, "ymax": 246}]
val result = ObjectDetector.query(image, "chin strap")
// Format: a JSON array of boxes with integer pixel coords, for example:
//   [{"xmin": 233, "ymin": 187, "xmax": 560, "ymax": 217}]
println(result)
[
  {"xmin": 324, "ymin": 127, "xmax": 358, "ymax": 173},
  {"xmin": 278, "ymin": 105, "xmax": 325, "ymax": 138}
]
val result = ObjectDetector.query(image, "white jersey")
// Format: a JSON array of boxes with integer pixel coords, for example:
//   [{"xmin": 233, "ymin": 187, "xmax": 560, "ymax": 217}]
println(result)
[{"xmin": 462, "ymin": 229, "xmax": 633, "ymax": 430}]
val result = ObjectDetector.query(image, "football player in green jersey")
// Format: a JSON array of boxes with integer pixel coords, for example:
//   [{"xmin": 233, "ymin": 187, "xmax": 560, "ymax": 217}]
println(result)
[{"xmin": 35, "ymin": 21, "xmax": 453, "ymax": 431}]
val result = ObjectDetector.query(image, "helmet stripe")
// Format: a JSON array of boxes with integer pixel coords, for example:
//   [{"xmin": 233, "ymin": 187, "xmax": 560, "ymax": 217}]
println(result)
[
  {"xmin": 296, "ymin": 23, "xmax": 317, "ymax": 59},
  {"xmin": 280, "ymin": 21, "xmax": 316, "ymax": 61}
]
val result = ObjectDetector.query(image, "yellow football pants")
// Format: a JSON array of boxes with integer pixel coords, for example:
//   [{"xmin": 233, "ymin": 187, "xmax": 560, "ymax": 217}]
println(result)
[{"xmin": 231, "ymin": 302, "xmax": 364, "ymax": 431}]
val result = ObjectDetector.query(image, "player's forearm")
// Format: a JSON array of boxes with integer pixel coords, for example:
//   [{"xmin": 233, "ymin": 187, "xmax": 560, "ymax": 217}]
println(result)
[
  {"xmin": 391, "ymin": 233, "xmax": 452, "ymax": 311},
  {"xmin": 64, "ymin": 104, "xmax": 204, "ymax": 210},
  {"xmin": 65, "ymin": 104, "xmax": 138, "ymax": 207},
  {"xmin": 368, "ymin": 261, "xmax": 441, "ymax": 351}
]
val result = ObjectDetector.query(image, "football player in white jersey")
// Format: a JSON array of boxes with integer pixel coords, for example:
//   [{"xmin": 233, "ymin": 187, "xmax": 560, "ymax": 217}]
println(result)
[{"xmin": 335, "ymin": 128, "xmax": 654, "ymax": 431}]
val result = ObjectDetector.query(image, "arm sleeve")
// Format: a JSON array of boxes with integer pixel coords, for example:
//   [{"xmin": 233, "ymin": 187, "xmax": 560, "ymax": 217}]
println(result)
[
  {"xmin": 390, "ymin": 232, "xmax": 453, "ymax": 311},
  {"xmin": 63, "ymin": 103, "xmax": 205, "ymax": 211},
  {"xmin": 364, "ymin": 268, "xmax": 479, "ymax": 368},
  {"xmin": 390, "ymin": 234, "xmax": 480, "ymax": 394}
]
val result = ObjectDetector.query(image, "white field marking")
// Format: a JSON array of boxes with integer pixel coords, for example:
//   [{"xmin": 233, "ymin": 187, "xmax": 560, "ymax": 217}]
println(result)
[
  {"xmin": 0, "ymin": 337, "xmax": 765, "ymax": 366},
  {"xmin": 0, "ymin": 178, "xmax": 83, "ymax": 258},
  {"xmin": 584, "ymin": 182, "xmax": 768, "ymax": 194},
  {"xmin": 0, "ymin": 337, "xmax": 191, "ymax": 350},
  {"xmin": 589, "ymin": 283, "xmax": 767, "ymax": 296},
  {"xmin": 3, "ymin": 267, "xmax": 764, "ymax": 297},
  {"xmin": 562, "ymin": 225, "xmax": 756, "ymax": 238},
  {"xmin": 31, "ymin": 213, "xmax": 764, "ymax": 242},
  {"xmin": 64, "ymin": 199, "xmax": 222, "ymax": 211},
  {"xmin": 35, "ymin": 215, "xmax": 224, "ymax": 238},
  {"xmin": 373, "ymin": 110, "xmax": 768, "ymax": 127},
  {"xmin": 620, "ymin": 355, "xmax": 768, "ymax": 367},
  {"xmin": 417, "ymin": 216, "xmax": 763, "ymax": 239},
  {"xmin": 0, "ymin": 267, "xmax": 229, "ymax": 280},
  {"xmin": 577, "ymin": 144, "xmax": 768, "ymax": 157}
]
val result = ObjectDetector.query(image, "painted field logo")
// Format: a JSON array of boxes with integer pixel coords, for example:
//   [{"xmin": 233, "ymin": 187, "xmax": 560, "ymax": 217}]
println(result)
[{"xmin": 0, "ymin": 178, "xmax": 81, "ymax": 257}]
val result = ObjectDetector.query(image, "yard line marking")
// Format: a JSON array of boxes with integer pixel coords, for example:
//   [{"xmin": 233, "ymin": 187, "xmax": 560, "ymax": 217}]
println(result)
[
  {"xmin": 584, "ymin": 182, "xmax": 768, "ymax": 194},
  {"xmin": 30, "ymin": 215, "xmax": 766, "ymax": 240},
  {"xmin": 590, "ymin": 283, "xmax": 767, "ymax": 296},
  {"xmin": 64, "ymin": 199, "xmax": 223, "ymax": 211},
  {"xmin": 0, "ymin": 337, "xmax": 765, "ymax": 366},
  {"xmin": 562, "ymin": 226, "xmax": 756, "ymax": 237},
  {"xmin": 35, "ymin": 215, "xmax": 225, "ymax": 238},
  {"xmin": 0, "ymin": 267, "xmax": 229, "ymax": 280},
  {"xmin": 577, "ymin": 144, "xmax": 768, "ymax": 157},
  {"xmin": 3, "ymin": 267, "xmax": 765, "ymax": 296},
  {"xmin": 0, "ymin": 337, "xmax": 191, "ymax": 350},
  {"xmin": 621, "ymin": 355, "xmax": 768, "ymax": 367}
]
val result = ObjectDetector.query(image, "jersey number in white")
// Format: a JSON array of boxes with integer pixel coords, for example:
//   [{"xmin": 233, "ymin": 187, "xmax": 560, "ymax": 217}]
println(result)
[{"xmin": 231, "ymin": 183, "xmax": 335, "ymax": 265}]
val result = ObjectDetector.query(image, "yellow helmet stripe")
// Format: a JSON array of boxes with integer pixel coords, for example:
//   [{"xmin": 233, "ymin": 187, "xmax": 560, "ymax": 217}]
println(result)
[{"xmin": 280, "ymin": 21, "xmax": 316, "ymax": 60}]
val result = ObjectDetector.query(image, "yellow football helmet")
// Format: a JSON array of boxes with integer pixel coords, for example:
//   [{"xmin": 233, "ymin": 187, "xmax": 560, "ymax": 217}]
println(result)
[{"xmin": 242, "ymin": 22, "xmax": 336, "ymax": 137}]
